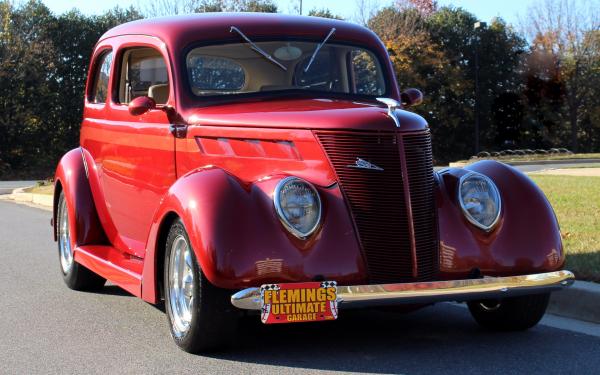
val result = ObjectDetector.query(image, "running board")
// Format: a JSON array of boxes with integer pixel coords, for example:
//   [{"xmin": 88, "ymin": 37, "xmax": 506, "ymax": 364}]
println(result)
[{"xmin": 74, "ymin": 245, "xmax": 143, "ymax": 297}]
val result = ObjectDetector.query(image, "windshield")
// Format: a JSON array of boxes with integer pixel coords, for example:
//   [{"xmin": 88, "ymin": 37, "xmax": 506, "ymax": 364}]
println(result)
[{"xmin": 185, "ymin": 40, "xmax": 386, "ymax": 98}]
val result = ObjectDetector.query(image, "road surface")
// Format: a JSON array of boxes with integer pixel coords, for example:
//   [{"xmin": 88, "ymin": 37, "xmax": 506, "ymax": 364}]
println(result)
[
  {"xmin": 0, "ymin": 180, "xmax": 36, "ymax": 195},
  {"xmin": 1, "ymin": 200, "xmax": 599, "ymax": 374}
]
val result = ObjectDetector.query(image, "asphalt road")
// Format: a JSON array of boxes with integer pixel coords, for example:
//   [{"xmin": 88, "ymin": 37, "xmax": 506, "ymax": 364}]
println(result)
[
  {"xmin": 1, "ymin": 200, "xmax": 600, "ymax": 374},
  {"xmin": 0, "ymin": 180, "xmax": 36, "ymax": 195}
]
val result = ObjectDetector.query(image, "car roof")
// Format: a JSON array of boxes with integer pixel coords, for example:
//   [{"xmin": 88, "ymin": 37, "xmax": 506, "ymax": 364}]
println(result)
[{"xmin": 100, "ymin": 13, "xmax": 382, "ymax": 51}]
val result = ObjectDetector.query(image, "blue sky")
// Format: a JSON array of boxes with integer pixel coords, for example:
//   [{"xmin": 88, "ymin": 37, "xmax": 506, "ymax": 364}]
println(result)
[{"xmin": 41, "ymin": 0, "xmax": 536, "ymax": 25}]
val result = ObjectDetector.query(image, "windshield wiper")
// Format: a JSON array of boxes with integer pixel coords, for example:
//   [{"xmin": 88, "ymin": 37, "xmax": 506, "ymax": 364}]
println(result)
[
  {"xmin": 304, "ymin": 28, "xmax": 336, "ymax": 73},
  {"xmin": 230, "ymin": 26, "xmax": 287, "ymax": 71}
]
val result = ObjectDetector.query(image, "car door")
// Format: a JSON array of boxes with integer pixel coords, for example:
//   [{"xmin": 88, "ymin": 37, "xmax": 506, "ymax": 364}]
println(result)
[{"xmin": 83, "ymin": 36, "xmax": 176, "ymax": 258}]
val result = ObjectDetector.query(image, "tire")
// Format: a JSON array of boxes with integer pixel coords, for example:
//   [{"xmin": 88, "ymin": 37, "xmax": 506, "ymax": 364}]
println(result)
[
  {"xmin": 467, "ymin": 293, "xmax": 550, "ymax": 331},
  {"xmin": 164, "ymin": 219, "xmax": 238, "ymax": 353},
  {"xmin": 57, "ymin": 191, "xmax": 106, "ymax": 291}
]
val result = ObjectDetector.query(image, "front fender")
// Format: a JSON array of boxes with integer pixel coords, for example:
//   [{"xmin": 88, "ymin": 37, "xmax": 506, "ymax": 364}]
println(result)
[
  {"xmin": 142, "ymin": 167, "xmax": 365, "ymax": 302},
  {"xmin": 436, "ymin": 160, "xmax": 564, "ymax": 278},
  {"xmin": 53, "ymin": 148, "xmax": 106, "ymax": 247}
]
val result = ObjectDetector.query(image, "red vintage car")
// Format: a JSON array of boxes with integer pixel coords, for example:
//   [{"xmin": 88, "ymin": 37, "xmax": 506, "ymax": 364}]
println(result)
[{"xmin": 53, "ymin": 13, "xmax": 574, "ymax": 353}]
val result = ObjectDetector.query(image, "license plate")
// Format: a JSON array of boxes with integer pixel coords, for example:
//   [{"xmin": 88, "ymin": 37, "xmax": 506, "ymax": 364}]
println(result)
[{"xmin": 260, "ymin": 281, "xmax": 338, "ymax": 324}]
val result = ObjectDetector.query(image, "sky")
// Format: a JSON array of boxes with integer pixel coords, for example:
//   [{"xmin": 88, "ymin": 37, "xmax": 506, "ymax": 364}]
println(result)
[{"xmin": 41, "ymin": 0, "xmax": 537, "ymax": 25}]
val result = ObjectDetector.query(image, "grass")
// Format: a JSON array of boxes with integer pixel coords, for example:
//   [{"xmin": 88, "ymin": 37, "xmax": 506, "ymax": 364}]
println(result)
[
  {"xmin": 454, "ymin": 152, "xmax": 600, "ymax": 165},
  {"xmin": 24, "ymin": 180, "xmax": 53, "ymax": 195},
  {"xmin": 530, "ymin": 175, "xmax": 600, "ymax": 282}
]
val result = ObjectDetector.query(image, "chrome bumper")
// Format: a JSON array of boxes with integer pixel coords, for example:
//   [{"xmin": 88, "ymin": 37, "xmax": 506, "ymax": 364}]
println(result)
[{"xmin": 230, "ymin": 270, "xmax": 575, "ymax": 310}]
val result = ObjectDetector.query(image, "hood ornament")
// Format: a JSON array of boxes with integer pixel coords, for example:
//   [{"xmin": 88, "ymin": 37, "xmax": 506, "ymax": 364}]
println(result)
[
  {"xmin": 376, "ymin": 97, "xmax": 401, "ymax": 128},
  {"xmin": 348, "ymin": 158, "xmax": 384, "ymax": 171}
]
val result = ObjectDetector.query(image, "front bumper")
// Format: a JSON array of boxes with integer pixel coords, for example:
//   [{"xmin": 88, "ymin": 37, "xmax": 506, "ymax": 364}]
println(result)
[{"xmin": 230, "ymin": 270, "xmax": 575, "ymax": 310}]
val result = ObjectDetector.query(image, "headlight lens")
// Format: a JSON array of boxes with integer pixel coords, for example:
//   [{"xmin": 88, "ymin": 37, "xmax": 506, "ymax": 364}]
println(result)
[
  {"xmin": 458, "ymin": 172, "xmax": 501, "ymax": 231},
  {"xmin": 274, "ymin": 177, "xmax": 322, "ymax": 239}
]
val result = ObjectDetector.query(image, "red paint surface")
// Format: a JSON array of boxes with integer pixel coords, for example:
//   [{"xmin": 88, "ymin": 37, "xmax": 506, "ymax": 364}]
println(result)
[{"xmin": 53, "ymin": 14, "xmax": 564, "ymax": 305}]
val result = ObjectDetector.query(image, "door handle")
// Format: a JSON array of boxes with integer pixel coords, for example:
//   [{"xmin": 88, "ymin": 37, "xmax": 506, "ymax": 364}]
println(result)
[{"xmin": 169, "ymin": 124, "xmax": 187, "ymax": 138}]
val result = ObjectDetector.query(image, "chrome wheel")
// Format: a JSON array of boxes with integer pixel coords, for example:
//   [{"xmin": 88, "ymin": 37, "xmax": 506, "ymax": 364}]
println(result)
[
  {"xmin": 168, "ymin": 235, "xmax": 195, "ymax": 338},
  {"xmin": 58, "ymin": 196, "xmax": 73, "ymax": 274}
]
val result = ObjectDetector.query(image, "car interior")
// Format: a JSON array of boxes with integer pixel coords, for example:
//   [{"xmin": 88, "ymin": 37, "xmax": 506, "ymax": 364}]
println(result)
[
  {"xmin": 117, "ymin": 47, "xmax": 170, "ymax": 105},
  {"xmin": 186, "ymin": 41, "xmax": 386, "ymax": 97}
]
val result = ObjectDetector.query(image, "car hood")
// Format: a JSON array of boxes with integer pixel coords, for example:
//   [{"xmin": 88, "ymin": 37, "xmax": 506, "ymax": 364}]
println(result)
[{"xmin": 182, "ymin": 98, "xmax": 428, "ymax": 132}]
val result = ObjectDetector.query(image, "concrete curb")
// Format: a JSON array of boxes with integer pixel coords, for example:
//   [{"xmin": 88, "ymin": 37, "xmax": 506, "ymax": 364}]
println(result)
[
  {"xmin": 549, "ymin": 280, "xmax": 600, "ymax": 324},
  {"xmin": 449, "ymin": 158, "xmax": 600, "ymax": 168},
  {"xmin": 0, "ymin": 187, "xmax": 53, "ymax": 209}
]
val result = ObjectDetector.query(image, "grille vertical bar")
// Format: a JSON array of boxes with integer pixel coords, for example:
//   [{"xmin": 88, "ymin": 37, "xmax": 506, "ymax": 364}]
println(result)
[
  {"xmin": 403, "ymin": 132, "xmax": 438, "ymax": 280},
  {"xmin": 315, "ymin": 130, "xmax": 438, "ymax": 283}
]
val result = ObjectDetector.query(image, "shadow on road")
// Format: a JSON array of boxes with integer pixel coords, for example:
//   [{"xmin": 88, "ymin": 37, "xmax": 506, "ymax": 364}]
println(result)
[
  {"xmin": 203, "ymin": 304, "xmax": 599, "ymax": 374},
  {"xmin": 96, "ymin": 284, "xmax": 135, "ymax": 297}
]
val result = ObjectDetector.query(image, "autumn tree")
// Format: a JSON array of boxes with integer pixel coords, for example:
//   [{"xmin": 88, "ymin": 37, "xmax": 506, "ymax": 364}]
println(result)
[
  {"xmin": 368, "ymin": 3, "xmax": 526, "ymax": 161},
  {"xmin": 522, "ymin": 0, "xmax": 600, "ymax": 152}
]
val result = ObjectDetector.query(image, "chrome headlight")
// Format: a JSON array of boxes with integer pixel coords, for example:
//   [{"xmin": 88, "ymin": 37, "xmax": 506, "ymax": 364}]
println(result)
[
  {"xmin": 274, "ymin": 177, "xmax": 322, "ymax": 239},
  {"xmin": 458, "ymin": 172, "xmax": 501, "ymax": 231}
]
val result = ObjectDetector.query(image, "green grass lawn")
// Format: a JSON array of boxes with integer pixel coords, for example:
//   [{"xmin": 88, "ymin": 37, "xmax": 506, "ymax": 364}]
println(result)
[
  {"xmin": 25, "ymin": 182, "xmax": 54, "ymax": 195},
  {"xmin": 530, "ymin": 175, "xmax": 600, "ymax": 282}
]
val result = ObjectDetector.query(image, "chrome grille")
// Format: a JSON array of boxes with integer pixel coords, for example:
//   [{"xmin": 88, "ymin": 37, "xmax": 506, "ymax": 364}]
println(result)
[{"xmin": 315, "ymin": 130, "xmax": 438, "ymax": 283}]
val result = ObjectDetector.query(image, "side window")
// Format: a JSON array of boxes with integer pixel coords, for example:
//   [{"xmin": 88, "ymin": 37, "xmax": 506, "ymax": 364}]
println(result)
[
  {"xmin": 90, "ymin": 51, "xmax": 113, "ymax": 104},
  {"xmin": 118, "ymin": 48, "xmax": 169, "ymax": 105},
  {"xmin": 349, "ymin": 50, "xmax": 385, "ymax": 96},
  {"xmin": 186, "ymin": 55, "xmax": 245, "ymax": 94}
]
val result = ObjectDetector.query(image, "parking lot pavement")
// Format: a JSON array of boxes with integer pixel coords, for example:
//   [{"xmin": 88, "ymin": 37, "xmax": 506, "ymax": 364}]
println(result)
[{"xmin": 1, "ymin": 199, "xmax": 599, "ymax": 374}]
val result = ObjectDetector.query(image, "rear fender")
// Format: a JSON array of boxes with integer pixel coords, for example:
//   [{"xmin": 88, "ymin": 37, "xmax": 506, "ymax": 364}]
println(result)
[
  {"xmin": 436, "ymin": 160, "xmax": 564, "ymax": 278},
  {"xmin": 53, "ymin": 148, "xmax": 107, "ymax": 247}
]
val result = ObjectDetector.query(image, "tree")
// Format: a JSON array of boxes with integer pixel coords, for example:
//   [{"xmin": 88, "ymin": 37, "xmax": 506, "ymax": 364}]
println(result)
[
  {"xmin": 0, "ymin": 0, "xmax": 59, "ymax": 177},
  {"xmin": 354, "ymin": 0, "xmax": 382, "ymax": 26},
  {"xmin": 522, "ymin": 0, "xmax": 600, "ymax": 151},
  {"xmin": 0, "ymin": 1, "xmax": 142, "ymax": 178},
  {"xmin": 307, "ymin": 8, "xmax": 343, "ymax": 20},
  {"xmin": 139, "ymin": 0, "xmax": 203, "ymax": 17},
  {"xmin": 140, "ymin": 0, "xmax": 278, "ymax": 16},
  {"xmin": 368, "ymin": 5, "xmax": 526, "ymax": 161},
  {"xmin": 427, "ymin": 10, "xmax": 526, "ymax": 153}
]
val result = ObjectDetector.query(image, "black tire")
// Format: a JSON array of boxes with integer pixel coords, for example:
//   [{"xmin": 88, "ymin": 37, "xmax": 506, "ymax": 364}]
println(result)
[
  {"xmin": 164, "ymin": 219, "xmax": 238, "ymax": 353},
  {"xmin": 467, "ymin": 293, "xmax": 550, "ymax": 331},
  {"xmin": 57, "ymin": 192, "xmax": 106, "ymax": 291}
]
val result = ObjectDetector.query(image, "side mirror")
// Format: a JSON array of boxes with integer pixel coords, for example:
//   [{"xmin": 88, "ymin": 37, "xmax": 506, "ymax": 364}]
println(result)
[
  {"xmin": 400, "ymin": 88, "xmax": 423, "ymax": 107},
  {"xmin": 128, "ymin": 96, "xmax": 156, "ymax": 116}
]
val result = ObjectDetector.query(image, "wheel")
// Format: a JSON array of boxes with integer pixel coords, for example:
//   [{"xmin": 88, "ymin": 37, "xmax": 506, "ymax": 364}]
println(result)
[
  {"xmin": 164, "ymin": 219, "xmax": 238, "ymax": 353},
  {"xmin": 57, "ymin": 191, "xmax": 106, "ymax": 290},
  {"xmin": 467, "ymin": 293, "xmax": 550, "ymax": 331}
]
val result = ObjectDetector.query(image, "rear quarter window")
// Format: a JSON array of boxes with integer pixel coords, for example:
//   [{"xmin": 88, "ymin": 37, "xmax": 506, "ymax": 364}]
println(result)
[{"xmin": 89, "ymin": 50, "xmax": 113, "ymax": 104}]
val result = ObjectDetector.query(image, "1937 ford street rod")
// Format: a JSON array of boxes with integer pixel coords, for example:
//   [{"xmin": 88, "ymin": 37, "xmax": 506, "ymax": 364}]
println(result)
[{"xmin": 53, "ymin": 13, "xmax": 574, "ymax": 353}]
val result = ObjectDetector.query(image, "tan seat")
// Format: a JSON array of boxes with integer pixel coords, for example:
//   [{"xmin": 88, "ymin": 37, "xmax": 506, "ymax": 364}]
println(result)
[{"xmin": 148, "ymin": 84, "xmax": 169, "ymax": 104}]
